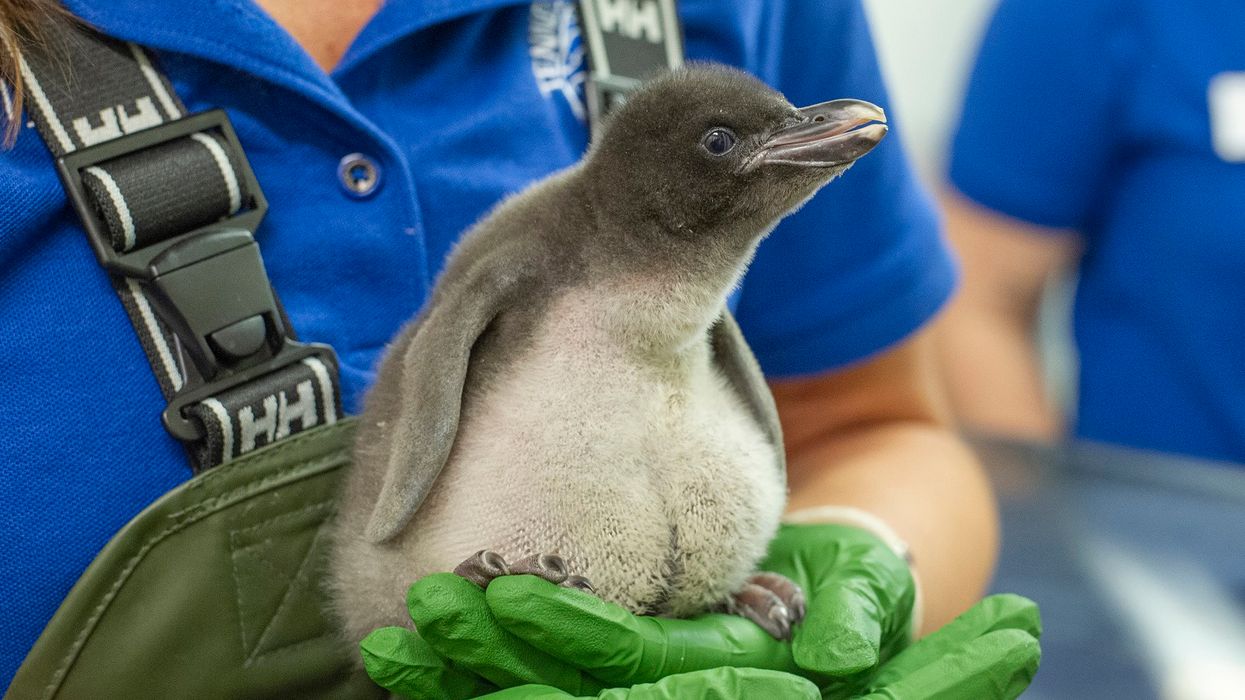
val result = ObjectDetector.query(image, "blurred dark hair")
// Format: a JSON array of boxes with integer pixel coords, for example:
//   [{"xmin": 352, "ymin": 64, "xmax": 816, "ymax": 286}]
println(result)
[{"xmin": 1, "ymin": 0, "xmax": 72, "ymax": 145}]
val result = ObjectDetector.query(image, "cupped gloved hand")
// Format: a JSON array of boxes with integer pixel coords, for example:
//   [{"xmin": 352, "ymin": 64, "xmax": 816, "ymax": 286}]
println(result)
[
  {"xmin": 760, "ymin": 521, "xmax": 925, "ymax": 694},
  {"xmin": 477, "ymin": 667, "xmax": 821, "ymax": 699},
  {"xmin": 361, "ymin": 523, "xmax": 1041, "ymax": 699},
  {"xmin": 359, "ymin": 572, "xmax": 806, "ymax": 699},
  {"xmin": 360, "ymin": 621, "xmax": 819, "ymax": 699}
]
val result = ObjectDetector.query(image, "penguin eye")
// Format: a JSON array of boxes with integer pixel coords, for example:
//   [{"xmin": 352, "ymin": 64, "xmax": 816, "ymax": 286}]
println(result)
[{"xmin": 701, "ymin": 128, "xmax": 738, "ymax": 156}]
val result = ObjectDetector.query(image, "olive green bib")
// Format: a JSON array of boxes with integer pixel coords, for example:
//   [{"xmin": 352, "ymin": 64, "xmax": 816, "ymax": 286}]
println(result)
[{"xmin": 7, "ymin": 421, "xmax": 383, "ymax": 699}]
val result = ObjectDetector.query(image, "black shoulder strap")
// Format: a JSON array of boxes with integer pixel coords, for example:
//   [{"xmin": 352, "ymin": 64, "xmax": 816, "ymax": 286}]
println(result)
[
  {"xmin": 577, "ymin": 0, "xmax": 684, "ymax": 137},
  {"xmin": 9, "ymin": 5, "xmax": 680, "ymax": 471},
  {"xmin": 14, "ymin": 21, "xmax": 343, "ymax": 472}
]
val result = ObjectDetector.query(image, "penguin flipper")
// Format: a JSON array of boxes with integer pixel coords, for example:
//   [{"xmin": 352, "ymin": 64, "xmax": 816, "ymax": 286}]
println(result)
[
  {"xmin": 710, "ymin": 311, "xmax": 786, "ymax": 480},
  {"xmin": 359, "ymin": 282, "xmax": 508, "ymax": 543}
]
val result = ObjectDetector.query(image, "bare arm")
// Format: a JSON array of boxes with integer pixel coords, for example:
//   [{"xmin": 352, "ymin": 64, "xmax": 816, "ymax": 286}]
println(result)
[
  {"xmin": 935, "ymin": 187, "xmax": 1082, "ymax": 440},
  {"xmin": 773, "ymin": 329, "xmax": 996, "ymax": 634}
]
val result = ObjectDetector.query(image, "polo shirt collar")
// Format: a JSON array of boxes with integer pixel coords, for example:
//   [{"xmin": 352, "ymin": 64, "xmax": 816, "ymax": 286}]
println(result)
[{"xmin": 62, "ymin": 0, "xmax": 531, "ymax": 104}]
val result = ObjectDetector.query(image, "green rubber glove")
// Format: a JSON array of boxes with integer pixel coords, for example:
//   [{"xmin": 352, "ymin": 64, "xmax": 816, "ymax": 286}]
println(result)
[
  {"xmin": 477, "ymin": 668, "xmax": 820, "ymax": 699},
  {"xmin": 362, "ymin": 523, "xmax": 1041, "ymax": 698},
  {"xmin": 360, "ymin": 573, "xmax": 608, "ymax": 699},
  {"xmin": 481, "ymin": 579, "xmax": 1039, "ymax": 699},
  {"xmin": 360, "ymin": 570, "xmax": 803, "ymax": 698},
  {"xmin": 858, "ymin": 593, "xmax": 1041, "ymax": 699},
  {"xmin": 759, "ymin": 522, "xmax": 918, "ymax": 689}
]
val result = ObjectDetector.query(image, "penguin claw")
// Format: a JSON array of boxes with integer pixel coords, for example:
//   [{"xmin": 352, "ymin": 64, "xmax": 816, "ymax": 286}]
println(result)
[
  {"xmin": 562, "ymin": 575, "xmax": 595, "ymax": 593},
  {"xmin": 510, "ymin": 553, "xmax": 569, "ymax": 584},
  {"xmin": 729, "ymin": 572, "xmax": 806, "ymax": 640},
  {"xmin": 747, "ymin": 571, "xmax": 807, "ymax": 622},
  {"xmin": 453, "ymin": 549, "xmax": 510, "ymax": 588},
  {"xmin": 453, "ymin": 551, "xmax": 594, "ymax": 592}
]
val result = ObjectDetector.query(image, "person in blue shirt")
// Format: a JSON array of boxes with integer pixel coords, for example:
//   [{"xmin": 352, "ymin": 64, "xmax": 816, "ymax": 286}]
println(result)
[
  {"xmin": 0, "ymin": 0, "xmax": 1031, "ymax": 695},
  {"xmin": 940, "ymin": 0, "xmax": 1245, "ymax": 464}
]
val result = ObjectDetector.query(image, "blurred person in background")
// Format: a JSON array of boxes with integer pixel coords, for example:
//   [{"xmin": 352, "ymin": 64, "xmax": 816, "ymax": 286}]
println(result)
[{"xmin": 938, "ymin": 0, "xmax": 1245, "ymax": 463}]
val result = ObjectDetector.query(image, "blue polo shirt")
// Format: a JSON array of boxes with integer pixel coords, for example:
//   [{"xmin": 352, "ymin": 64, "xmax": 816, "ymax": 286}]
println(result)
[
  {"xmin": 0, "ymin": 0, "xmax": 952, "ymax": 684},
  {"xmin": 950, "ymin": 0, "xmax": 1245, "ymax": 463}
]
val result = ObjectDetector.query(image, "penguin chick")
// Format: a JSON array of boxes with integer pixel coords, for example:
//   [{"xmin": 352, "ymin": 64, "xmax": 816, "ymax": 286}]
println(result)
[{"xmin": 329, "ymin": 63, "xmax": 888, "ymax": 644}]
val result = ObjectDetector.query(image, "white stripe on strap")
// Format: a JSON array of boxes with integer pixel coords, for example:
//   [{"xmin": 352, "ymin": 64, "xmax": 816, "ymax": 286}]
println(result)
[
  {"xmin": 190, "ymin": 133, "xmax": 242, "ymax": 214},
  {"xmin": 17, "ymin": 54, "xmax": 75, "ymax": 152},
  {"xmin": 200, "ymin": 397, "xmax": 234, "ymax": 461},
  {"xmin": 0, "ymin": 79, "xmax": 12, "ymax": 122},
  {"xmin": 128, "ymin": 43, "xmax": 182, "ymax": 121},
  {"xmin": 123, "ymin": 279, "xmax": 185, "ymax": 391},
  {"xmin": 84, "ymin": 166, "xmax": 137, "ymax": 251},
  {"xmin": 302, "ymin": 356, "xmax": 338, "ymax": 425}
]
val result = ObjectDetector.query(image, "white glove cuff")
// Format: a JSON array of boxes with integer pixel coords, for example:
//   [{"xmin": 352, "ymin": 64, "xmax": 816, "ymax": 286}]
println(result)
[{"xmin": 782, "ymin": 505, "xmax": 924, "ymax": 640}]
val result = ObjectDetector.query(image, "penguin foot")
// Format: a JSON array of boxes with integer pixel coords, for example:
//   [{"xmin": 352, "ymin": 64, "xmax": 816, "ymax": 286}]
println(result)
[
  {"xmin": 728, "ymin": 572, "xmax": 806, "ymax": 640},
  {"xmin": 453, "ymin": 550, "xmax": 594, "ymax": 592}
]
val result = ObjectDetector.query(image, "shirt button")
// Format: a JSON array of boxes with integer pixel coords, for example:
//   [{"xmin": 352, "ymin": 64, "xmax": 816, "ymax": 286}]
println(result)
[{"xmin": 337, "ymin": 153, "xmax": 382, "ymax": 198}]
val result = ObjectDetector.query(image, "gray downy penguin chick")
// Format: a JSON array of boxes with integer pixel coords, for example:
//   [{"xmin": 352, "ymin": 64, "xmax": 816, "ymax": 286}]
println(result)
[{"xmin": 329, "ymin": 63, "xmax": 888, "ymax": 644}]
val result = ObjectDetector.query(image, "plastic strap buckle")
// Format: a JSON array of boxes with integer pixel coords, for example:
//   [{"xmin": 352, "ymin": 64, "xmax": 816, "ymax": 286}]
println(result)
[{"xmin": 55, "ymin": 109, "xmax": 336, "ymax": 443}]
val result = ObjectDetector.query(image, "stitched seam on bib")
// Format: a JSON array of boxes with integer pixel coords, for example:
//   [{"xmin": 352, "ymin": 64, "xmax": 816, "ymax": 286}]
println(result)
[
  {"xmin": 43, "ymin": 444, "xmax": 350, "ymax": 698},
  {"xmin": 226, "ymin": 500, "xmax": 335, "ymax": 665}
]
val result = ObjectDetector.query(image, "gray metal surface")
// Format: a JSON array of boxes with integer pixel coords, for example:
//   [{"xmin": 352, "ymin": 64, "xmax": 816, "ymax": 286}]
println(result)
[{"xmin": 978, "ymin": 437, "xmax": 1245, "ymax": 699}]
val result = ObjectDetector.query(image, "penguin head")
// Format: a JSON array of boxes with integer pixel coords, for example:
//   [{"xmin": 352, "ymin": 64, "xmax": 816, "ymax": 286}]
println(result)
[{"xmin": 584, "ymin": 64, "xmax": 887, "ymax": 260}]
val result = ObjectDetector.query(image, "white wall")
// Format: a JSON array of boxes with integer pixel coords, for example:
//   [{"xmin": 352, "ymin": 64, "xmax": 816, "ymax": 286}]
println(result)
[
  {"xmin": 862, "ymin": 0, "xmax": 999, "ymax": 185},
  {"xmin": 864, "ymin": 0, "xmax": 1079, "ymax": 410}
]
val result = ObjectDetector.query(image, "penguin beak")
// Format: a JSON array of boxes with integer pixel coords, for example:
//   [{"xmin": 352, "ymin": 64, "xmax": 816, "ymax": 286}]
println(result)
[{"xmin": 751, "ymin": 99, "xmax": 888, "ymax": 169}]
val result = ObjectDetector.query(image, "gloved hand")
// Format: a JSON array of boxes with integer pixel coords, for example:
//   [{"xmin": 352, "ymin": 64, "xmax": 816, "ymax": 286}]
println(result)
[
  {"xmin": 755, "ymin": 523, "xmax": 1042, "ymax": 697},
  {"xmin": 759, "ymin": 521, "xmax": 919, "ymax": 694},
  {"xmin": 477, "ymin": 668, "xmax": 822, "ymax": 699},
  {"xmin": 361, "ymin": 572, "xmax": 804, "ymax": 699},
  {"xmin": 361, "ymin": 523, "xmax": 1041, "ymax": 699}
]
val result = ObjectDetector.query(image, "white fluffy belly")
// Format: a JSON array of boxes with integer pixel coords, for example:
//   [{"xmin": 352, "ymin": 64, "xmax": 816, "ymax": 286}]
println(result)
[{"xmin": 401, "ymin": 304, "xmax": 786, "ymax": 616}]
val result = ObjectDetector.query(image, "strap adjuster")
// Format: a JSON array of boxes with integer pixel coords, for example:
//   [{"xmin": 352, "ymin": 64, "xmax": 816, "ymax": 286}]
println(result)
[
  {"xmin": 56, "ymin": 110, "xmax": 266, "ymax": 276},
  {"xmin": 55, "ymin": 110, "xmax": 336, "ymax": 443}
]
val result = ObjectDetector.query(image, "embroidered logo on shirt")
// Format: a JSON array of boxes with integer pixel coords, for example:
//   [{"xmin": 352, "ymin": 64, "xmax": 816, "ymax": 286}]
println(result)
[
  {"xmin": 1209, "ymin": 72, "xmax": 1245, "ymax": 162},
  {"xmin": 529, "ymin": 0, "xmax": 588, "ymax": 122}
]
